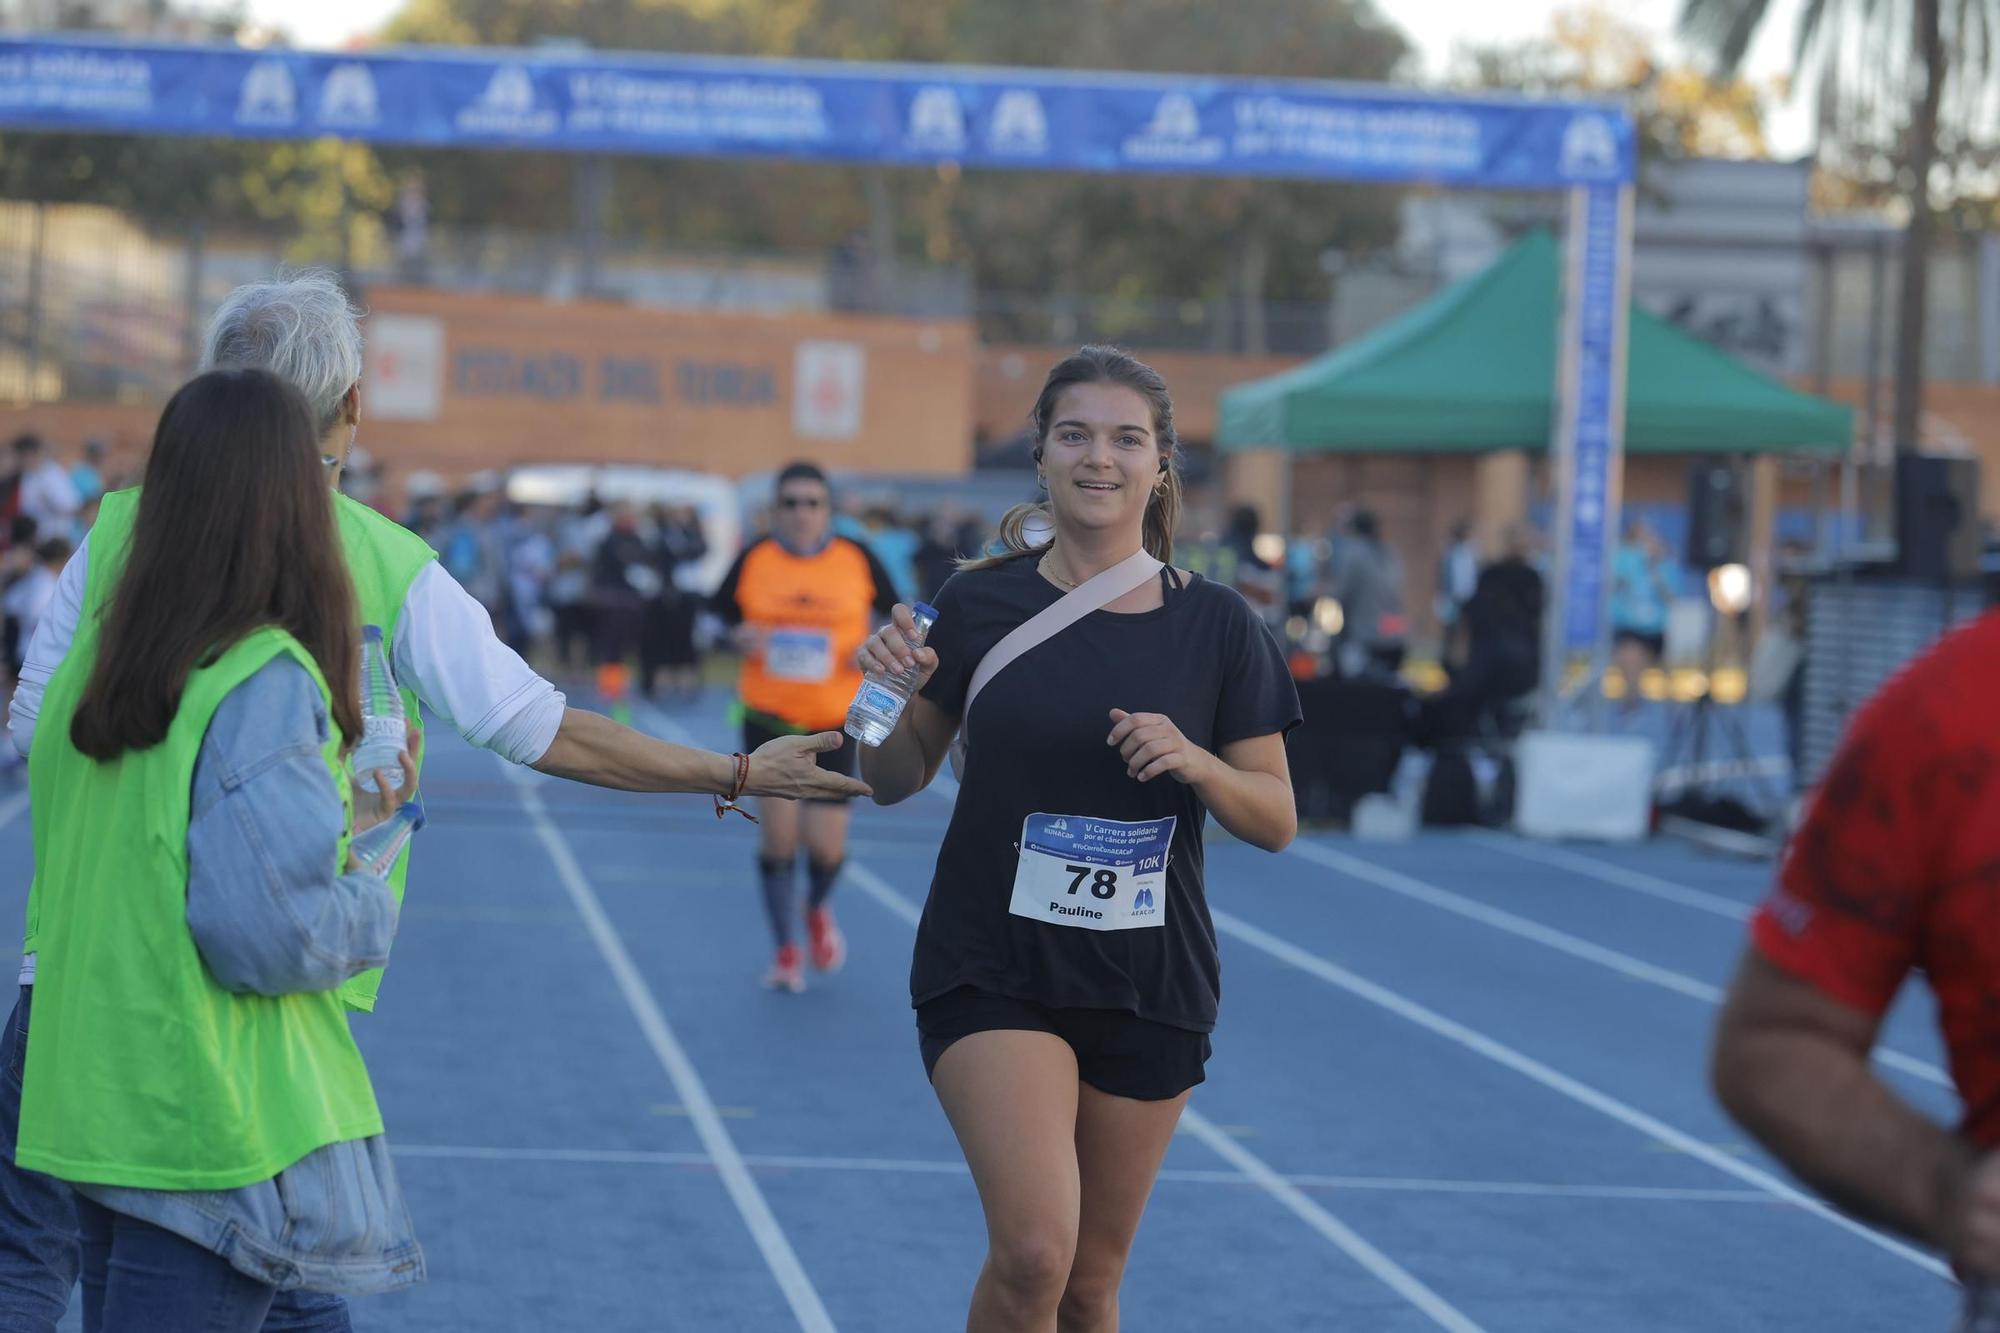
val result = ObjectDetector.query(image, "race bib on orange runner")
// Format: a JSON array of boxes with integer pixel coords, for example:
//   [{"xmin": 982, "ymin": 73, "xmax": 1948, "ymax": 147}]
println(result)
[{"xmin": 765, "ymin": 628, "xmax": 833, "ymax": 683}]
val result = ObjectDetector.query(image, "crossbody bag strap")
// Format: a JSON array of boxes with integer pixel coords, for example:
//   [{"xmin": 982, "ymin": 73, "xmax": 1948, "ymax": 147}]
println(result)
[{"xmin": 961, "ymin": 549, "xmax": 1164, "ymax": 740}]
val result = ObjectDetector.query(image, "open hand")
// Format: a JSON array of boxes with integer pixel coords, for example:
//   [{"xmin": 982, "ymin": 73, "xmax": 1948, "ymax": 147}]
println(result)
[
  {"xmin": 744, "ymin": 732, "xmax": 872, "ymax": 801},
  {"xmin": 1108, "ymin": 709, "xmax": 1212, "ymax": 785}
]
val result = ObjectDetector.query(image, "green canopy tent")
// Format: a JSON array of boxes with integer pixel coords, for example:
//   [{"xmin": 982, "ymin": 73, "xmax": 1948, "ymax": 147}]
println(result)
[{"xmin": 1216, "ymin": 229, "xmax": 1853, "ymax": 455}]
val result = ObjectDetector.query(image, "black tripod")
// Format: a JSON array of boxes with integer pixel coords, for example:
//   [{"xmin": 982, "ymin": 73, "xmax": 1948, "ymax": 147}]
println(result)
[{"xmin": 1656, "ymin": 614, "xmax": 1780, "ymax": 830}]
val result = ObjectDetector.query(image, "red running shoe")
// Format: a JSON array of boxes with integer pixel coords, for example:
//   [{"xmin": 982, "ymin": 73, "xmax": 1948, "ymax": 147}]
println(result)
[
  {"xmin": 806, "ymin": 907, "xmax": 847, "ymax": 974},
  {"xmin": 763, "ymin": 943, "xmax": 805, "ymax": 993}
]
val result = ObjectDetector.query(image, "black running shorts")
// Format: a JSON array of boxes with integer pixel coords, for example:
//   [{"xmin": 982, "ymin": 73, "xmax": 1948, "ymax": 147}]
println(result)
[{"xmin": 917, "ymin": 986, "xmax": 1210, "ymax": 1103}]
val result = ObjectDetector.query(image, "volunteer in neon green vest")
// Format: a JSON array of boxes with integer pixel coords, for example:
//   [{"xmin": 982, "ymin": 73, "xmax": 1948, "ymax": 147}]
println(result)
[
  {"xmin": 20, "ymin": 369, "xmax": 424, "ymax": 1327},
  {"xmin": 0, "ymin": 273, "xmax": 874, "ymax": 1327}
]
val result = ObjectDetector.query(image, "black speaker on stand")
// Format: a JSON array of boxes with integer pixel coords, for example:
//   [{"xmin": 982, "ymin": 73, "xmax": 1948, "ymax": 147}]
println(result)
[
  {"xmin": 1894, "ymin": 453, "xmax": 1980, "ymax": 580},
  {"xmin": 1660, "ymin": 459, "xmax": 1773, "ymax": 829},
  {"xmin": 1685, "ymin": 461, "xmax": 1747, "ymax": 572}
]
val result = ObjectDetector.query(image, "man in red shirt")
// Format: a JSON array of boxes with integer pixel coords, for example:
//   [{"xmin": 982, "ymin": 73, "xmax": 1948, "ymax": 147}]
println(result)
[{"xmin": 1714, "ymin": 614, "xmax": 2000, "ymax": 1322}]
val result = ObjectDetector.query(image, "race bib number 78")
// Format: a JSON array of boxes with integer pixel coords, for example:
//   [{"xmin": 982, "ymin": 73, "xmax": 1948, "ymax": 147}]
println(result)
[{"xmin": 1008, "ymin": 813, "xmax": 1175, "ymax": 932}]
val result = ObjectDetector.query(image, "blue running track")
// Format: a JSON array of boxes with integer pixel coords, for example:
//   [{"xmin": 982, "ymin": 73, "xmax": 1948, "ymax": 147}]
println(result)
[{"xmin": 6, "ymin": 693, "xmax": 1959, "ymax": 1331}]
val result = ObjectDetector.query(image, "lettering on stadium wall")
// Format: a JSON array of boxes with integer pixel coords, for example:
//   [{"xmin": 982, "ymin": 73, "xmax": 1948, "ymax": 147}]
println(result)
[{"xmin": 452, "ymin": 349, "xmax": 777, "ymax": 408}]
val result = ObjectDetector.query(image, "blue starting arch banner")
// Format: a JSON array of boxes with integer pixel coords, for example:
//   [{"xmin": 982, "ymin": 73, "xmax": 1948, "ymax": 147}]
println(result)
[
  {"xmin": 0, "ymin": 38, "xmax": 1635, "ymax": 190},
  {"xmin": 0, "ymin": 34, "xmax": 1636, "ymax": 693}
]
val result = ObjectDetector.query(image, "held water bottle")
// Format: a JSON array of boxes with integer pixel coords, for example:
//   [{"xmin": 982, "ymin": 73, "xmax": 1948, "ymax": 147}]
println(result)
[
  {"xmin": 845, "ymin": 602, "xmax": 938, "ymax": 748},
  {"xmin": 349, "ymin": 625, "xmax": 407, "ymax": 792},
  {"xmin": 349, "ymin": 799, "xmax": 426, "ymax": 878}
]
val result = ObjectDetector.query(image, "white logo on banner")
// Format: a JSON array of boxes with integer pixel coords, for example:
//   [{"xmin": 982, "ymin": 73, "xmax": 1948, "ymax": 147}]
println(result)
[
  {"xmin": 987, "ymin": 90, "xmax": 1049, "ymax": 155},
  {"xmin": 362, "ymin": 315, "xmax": 445, "ymax": 423},
  {"xmin": 319, "ymin": 63, "xmax": 380, "ymax": 126},
  {"xmin": 907, "ymin": 87, "xmax": 966, "ymax": 153},
  {"xmin": 237, "ymin": 60, "xmax": 297, "ymax": 125},
  {"xmin": 480, "ymin": 65, "xmax": 535, "ymax": 115},
  {"xmin": 1122, "ymin": 92, "xmax": 1225, "ymax": 165},
  {"xmin": 456, "ymin": 63, "xmax": 559, "ymax": 136},
  {"xmin": 1560, "ymin": 114, "xmax": 1620, "ymax": 179},
  {"xmin": 1145, "ymin": 93, "xmax": 1201, "ymax": 142},
  {"xmin": 793, "ymin": 341, "xmax": 865, "ymax": 440}
]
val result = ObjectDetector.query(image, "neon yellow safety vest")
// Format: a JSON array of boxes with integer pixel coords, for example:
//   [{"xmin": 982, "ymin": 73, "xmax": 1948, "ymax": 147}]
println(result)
[
  {"xmin": 18, "ymin": 626, "xmax": 381, "ymax": 1188},
  {"xmin": 19, "ymin": 488, "xmax": 436, "ymax": 1011}
]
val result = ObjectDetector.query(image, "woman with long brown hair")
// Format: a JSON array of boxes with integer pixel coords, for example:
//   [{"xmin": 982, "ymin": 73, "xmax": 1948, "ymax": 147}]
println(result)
[
  {"xmin": 859, "ymin": 346, "xmax": 1302, "ymax": 1331},
  {"xmin": 11, "ymin": 368, "xmax": 421, "ymax": 1330}
]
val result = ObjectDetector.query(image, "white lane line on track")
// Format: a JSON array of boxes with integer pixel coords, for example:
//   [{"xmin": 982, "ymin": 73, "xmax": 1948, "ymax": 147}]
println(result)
[
  {"xmin": 1208, "ymin": 907, "xmax": 1950, "ymax": 1279},
  {"xmin": 1285, "ymin": 838, "xmax": 1951, "ymax": 1090},
  {"xmin": 1460, "ymin": 830, "xmax": 1751, "ymax": 921},
  {"xmin": 843, "ymin": 860, "xmax": 1489, "ymax": 1333},
  {"xmin": 389, "ymin": 1144, "xmax": 1780, "ymax": 1202},
  {"xmin": 499, "ymin": 758, "xmax": 837, "ymax": 1333}
]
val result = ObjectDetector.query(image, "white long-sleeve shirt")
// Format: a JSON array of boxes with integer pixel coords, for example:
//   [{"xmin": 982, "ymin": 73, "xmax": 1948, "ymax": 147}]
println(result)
[
  {"xmin": 12, "ymin": 536, "xmax": 570, "ymax": 984},
  {"xmin": 9, "ymin": 536, "xmax": 567, "ymax": 766}
]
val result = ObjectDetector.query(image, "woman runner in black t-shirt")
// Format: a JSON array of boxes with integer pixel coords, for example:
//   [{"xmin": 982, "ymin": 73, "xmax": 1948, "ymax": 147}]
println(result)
[{"xmin": 859, "ymin": 347, "xmax": 1301, "ymax": 1331}]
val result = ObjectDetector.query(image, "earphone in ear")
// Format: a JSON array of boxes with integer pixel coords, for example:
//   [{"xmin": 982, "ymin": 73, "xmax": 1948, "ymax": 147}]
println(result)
[
  {"xmin": 1158, "ymin": 457, "xmax": 1170, "ymax": 474},
  {"xmin": 1031, "ymin": 446, "xmax": 1044, "ymax": 463}
]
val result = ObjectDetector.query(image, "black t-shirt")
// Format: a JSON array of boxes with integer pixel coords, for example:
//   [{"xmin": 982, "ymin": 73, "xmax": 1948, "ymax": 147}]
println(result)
[{"xmin": 912, "ymin": 556, "xmax": 1302, "ymax": 1032}]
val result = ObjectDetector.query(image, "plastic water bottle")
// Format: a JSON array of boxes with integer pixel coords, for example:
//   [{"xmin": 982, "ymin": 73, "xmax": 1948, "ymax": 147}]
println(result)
[
  {"xmin": 349, "ymin": 625, "xmax": 407, "ymax": 792},
  {"xmin": 349, "ymin": 799, "xmax": 426, "ymax": 878},
  {"xmin": 845, "ymin": 602, "xmax": 938, "ymax": 748}
]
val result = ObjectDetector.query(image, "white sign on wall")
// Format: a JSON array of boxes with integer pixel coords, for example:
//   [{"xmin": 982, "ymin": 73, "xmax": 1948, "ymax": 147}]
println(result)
[
  {"xmin": 793, "ymin": 340, "xmax": 865, "ymax": 439},
  {"xmin": 362, "ymin": 314, "xmax": 445, "ymax": 422}
]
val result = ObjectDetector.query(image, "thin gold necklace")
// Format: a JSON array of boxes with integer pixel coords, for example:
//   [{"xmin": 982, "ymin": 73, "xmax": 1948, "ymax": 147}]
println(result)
[{"xmin": 1038, "ymin": 552, "xmax": 1078, "ymax": 591}]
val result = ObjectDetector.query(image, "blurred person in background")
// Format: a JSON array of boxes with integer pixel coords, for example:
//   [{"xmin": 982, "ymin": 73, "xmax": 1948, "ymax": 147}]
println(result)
[
  {"xmin": 1439, "ymin": 523, "xmax": 1543, "ymax": 739},
  {"xmin": 1435, "ymin": 518, "xmax": 1480, "ymax": 668},
  {"xmin": 1711, "ymin": 606, "xmax": 2000, "ymax": 1330},
  {"xmin": 640, "ymin": 504, "xmax": 707, "ymax": 704},
  {"xmin": 0, "ymin": 518, "xmax": 42, "ymax": 683},
  {"xmin": 1323, "ymin": 508, "xmax": 1407, "ymax": 678},
  {"xmin": 915, "ymin": 509, "xmax": 962, "ymax": 605},
  {"xmin": 504, "ymin": 507, "xmax": 556, "ymax": 662},
  {"xmin": 4, "ymin": 540, "xmax": 70, "ymax": 682},
  {"xmin": 439, "ymin": 484, "xmax": 513, "ymax": 648},
  {"xmin": 11, "ymin": 437, "xmax": 78, "ymax": 544},
  {"xmin": 1610, "ymin": 518, "xmax": 1675, "ymax": 712},
  {"xmin": 549, "ymin": 496, "xmax": 609, "ymax": 671},
  {"xmin": 862, "ymin": 505, "xmax": 921, "ymax": 604},
  {"xmin": 0, "ymin": 272, "xmax": 867, "ymax": 1331},
  {"xmin": 589, "ymin": 502, "xmax": 657, "ymax": 708},
  {"xmin": 713, "ymin": 462, "xmax": 900, "ymax": 993},
  {"xmin": 1224, "ymin": 504, "xmax": 1284, "ymax": 629},
  {"xmin": 67, "ymin": 440, "xmax": 105, "ymax": 509}
]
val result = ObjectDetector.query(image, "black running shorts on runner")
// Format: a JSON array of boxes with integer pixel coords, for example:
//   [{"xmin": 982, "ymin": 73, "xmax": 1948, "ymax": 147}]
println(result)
[
  {"xmin": 741, "ymin": 716, "xmax": 859, "ymax": 803},
  {"xmin": 917, "ymin": 986, "xmax": 1210, "ymax": 1102}
]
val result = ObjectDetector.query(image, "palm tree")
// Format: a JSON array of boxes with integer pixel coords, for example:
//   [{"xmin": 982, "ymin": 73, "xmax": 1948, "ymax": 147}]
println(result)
[{"xmin": 1680, "ymin": 0, "xmax": 1998, "ymax": 452}]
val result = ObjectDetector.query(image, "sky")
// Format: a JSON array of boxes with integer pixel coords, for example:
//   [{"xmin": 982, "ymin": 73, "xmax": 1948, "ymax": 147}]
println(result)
[{"xmin": 196, "ymin": 0, "xmax": 1814, "ymax": 156}]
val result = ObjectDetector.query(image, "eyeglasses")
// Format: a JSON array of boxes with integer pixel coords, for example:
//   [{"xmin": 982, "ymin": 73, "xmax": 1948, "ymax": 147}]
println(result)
[{"xmin": 777, "ymin": 496, "xmax": 826, "ymax": 511}]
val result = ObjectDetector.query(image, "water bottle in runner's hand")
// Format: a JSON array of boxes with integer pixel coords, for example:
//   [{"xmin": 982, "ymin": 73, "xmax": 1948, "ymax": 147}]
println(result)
[
  {"xmin": 349, "ymin": 799, "xmax": 426, "ymax": 877},
  {"xmin": 845, "ymin": 603, "xmax": 938, "ymax": 748},
  {"xmin": 350, "ymin": 625, "xmax": 407, "ymax": 792}
]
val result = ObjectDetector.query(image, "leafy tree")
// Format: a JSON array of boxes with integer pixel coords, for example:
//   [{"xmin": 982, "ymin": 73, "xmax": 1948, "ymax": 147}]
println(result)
[{"xmin": 1680, "ymin": 0, "xmax": 2000, "ymax": 449}]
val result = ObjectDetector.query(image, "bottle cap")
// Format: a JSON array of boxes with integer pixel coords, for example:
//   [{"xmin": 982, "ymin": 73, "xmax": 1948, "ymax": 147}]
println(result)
[
  {"xmin": 912, "ymin": 602, "xmax": 939, "ymax": 621},
  {"xmin": 363, "ymin": 625, "xmax": 385, "ymax": 642}
]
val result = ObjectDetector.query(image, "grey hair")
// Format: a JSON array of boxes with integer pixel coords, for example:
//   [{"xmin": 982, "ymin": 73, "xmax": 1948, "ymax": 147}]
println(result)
[{"xmin": 200, "ymin": 271, "xmax": 363, "ymax": 437}]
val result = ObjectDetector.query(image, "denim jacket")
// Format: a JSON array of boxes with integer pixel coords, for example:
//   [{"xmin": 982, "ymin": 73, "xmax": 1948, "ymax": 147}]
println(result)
[{"xmin": 71, "ymin": 658, "xmax": 424, "ymax": 1295}]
